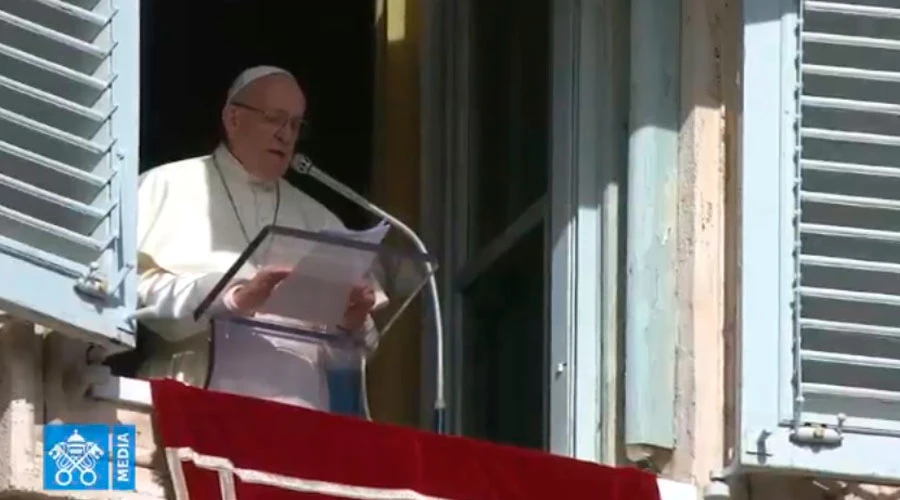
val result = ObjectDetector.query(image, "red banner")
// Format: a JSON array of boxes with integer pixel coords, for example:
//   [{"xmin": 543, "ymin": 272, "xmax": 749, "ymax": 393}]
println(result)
[{"xmin": 151, "ymin": 380, "xmax": 662, "ymax": 500}]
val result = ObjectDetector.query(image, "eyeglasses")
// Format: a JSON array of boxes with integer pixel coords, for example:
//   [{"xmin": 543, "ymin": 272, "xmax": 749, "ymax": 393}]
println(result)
[{"xmin": 230, "ymin": 101, "xmax": 309, "ymax": 138}]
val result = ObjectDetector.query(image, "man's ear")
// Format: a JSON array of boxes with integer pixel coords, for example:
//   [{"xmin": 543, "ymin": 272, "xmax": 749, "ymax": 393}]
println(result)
[{"xmin": 221, "ymin": 105, "xmax": 238, "ymax": 134}]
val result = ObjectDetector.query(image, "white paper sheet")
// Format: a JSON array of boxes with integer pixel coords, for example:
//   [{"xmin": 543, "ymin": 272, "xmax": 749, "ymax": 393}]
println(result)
[{"xmin": 258, "ymin": 221, "xmax": 391, "ymax": 326}]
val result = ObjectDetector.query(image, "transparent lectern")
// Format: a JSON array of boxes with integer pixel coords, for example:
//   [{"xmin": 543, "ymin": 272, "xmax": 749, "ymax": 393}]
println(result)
[{"xmin": 192, "ymin": 224, "xmax": 437, "ymax": 418}]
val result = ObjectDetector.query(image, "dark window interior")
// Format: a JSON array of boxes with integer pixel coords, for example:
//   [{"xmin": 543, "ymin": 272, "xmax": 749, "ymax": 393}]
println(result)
[
  {"xmin": 461, "ymin": 0, "xmax": 550, "ymax": 449},
  {"xmin": 107, "ymin": 0, "xmax": 376, "ymax": 374}
]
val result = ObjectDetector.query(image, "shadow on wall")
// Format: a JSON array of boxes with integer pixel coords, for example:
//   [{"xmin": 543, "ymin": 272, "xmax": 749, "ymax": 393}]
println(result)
[
  {"xmin": 365, "ymin": 0, "xmax": 425, "ymax": 429},
  {"xmin": 618, "ymin": 0, "xmax": 743, "ymax": 482}
]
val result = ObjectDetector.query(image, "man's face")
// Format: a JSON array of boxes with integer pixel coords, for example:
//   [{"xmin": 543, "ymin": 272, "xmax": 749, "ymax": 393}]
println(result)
[{"xmin": 223, "ymin": 74, "xmax": 306, "ymax": 181}]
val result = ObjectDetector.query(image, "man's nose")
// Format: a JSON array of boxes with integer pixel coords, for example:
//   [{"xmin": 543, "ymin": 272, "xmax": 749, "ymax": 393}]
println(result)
[{"xmin": 274, "ymin": 123, "xmax": 291, "ymax": 143}]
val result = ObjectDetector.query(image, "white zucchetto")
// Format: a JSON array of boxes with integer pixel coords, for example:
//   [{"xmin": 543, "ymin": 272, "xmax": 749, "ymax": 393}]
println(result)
[{"xmin": 225, "ymin": 65, "xmax": 294, "ymax": 104}]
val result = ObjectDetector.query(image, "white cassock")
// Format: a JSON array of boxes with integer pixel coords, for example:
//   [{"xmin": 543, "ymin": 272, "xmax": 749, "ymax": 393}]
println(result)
[{"xmin": 136, "ymin": 144, "xmax": 385, "ymax": 409}]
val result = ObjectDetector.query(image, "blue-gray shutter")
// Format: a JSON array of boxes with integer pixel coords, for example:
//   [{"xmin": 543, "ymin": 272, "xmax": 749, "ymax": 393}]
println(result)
[
  {"xmin": 0, "ymin": 0, "xmax": 139, "ymax": 350},
  {"xmin": 742, "ymin": 0, "xmax": 900, "ymax": 481}
]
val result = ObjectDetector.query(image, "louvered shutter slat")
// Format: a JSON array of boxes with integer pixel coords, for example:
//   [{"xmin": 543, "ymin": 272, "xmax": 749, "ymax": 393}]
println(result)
[
  {"xmin": 6, "ymin": 0, "xmax": 111, "ymax": 31},
  {"xmin": 804, "ymin": 384, "xmax": 900, "ymax": 401},
  {"xmin": 803, "ymin": 95, "xmax": 900, "ymax": 114},
  {"xmin": 0, "ymin": 73, "xmax": 112, "ymax": 122},
  {"xmin": 805, "ymin": 63, "xmax": 900, "ymax": 82},
  {"xmin": 802, "ymin": 159, "xmax": 900, "ymax": 177},
  {"xmin": 0, "ymin": 139, "xmax": 107, "ymax": 186},
  {"xmin": 801, "ymin": 317, "xmax": 900, "ymax": 337},
  {"xmin": 798, "ymin": 0, "xmax": 900, "ymax": 434},
  {"xmin": 0, "ymin": 0, "xmax": 138, "ymax": 348},
  {"xmin": 0, "ymin": 42, "xmax": 109, "ymax": 97},
  {"xmin": 805, "ymin": 32, "xmax": 900, "ymax": 50},
  {"xmin": 0, "ymin": 170, "xmax": 110, "ymax": 218},
  {"xmin": 801, "ymin": 254, "xmax": 900, "ymax": 274},
  {"xmin": 801, "ymin": 222, "xmax": 900, "ymax": 242},
  {"xmin": 807, "ymin": 1, "xmax": 900, "ymax": 17}
]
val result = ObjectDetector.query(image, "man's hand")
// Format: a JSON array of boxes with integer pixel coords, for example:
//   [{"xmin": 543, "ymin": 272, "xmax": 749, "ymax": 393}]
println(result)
[
  {"xmin": 341, "ymin": 283, "xmax": 377, "ymax": 332},
  {"xmin": 228, "ymin": 267, "xmax": 292, "ymax": 315}
]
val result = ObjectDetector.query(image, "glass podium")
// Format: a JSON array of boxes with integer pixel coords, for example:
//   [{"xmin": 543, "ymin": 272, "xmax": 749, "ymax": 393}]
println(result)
[{"xmin": 192, "ymin": 224, "xmax": 437, "ymax": 418}]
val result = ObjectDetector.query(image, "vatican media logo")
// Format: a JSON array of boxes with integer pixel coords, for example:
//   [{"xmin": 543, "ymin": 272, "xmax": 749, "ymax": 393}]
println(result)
[{"xmin": 43, "ymin": 424, "xmax": 136, "ymax": 491}]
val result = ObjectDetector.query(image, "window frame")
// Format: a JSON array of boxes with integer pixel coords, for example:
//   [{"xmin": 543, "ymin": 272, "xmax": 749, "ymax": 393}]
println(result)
[
  {"xmin": 739, "ymin": 0, "xmax": 900, "ymax": 482},
  {"xmin": 420, "ymin": 0, "xmax": 614, "ymax": 462},
  {"xmin": 0, "ymin": 0, "xmax": 140, "ymax": 352}
]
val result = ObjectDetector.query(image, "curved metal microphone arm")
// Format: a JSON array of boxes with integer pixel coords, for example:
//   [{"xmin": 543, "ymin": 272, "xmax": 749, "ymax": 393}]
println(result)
[{"xmin": 292, "ymin": 154, "xmax": 447, "ymax": 433}]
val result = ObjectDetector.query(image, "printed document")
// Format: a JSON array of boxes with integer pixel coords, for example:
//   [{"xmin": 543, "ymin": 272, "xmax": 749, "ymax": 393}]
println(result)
[{"xmin": 258, "ymin": 221, "xmax": 391, "ymax": 327}]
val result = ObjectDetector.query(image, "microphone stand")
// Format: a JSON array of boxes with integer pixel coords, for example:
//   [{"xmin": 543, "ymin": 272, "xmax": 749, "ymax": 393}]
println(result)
[{"xmin": 292, "ymin": 154, "xmax": 447, "ymax": 434}]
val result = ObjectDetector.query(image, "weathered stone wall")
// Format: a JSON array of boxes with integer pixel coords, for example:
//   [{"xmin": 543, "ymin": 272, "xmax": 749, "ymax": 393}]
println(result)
[{"xmin": 0, "ymin": 318, "xmax": 165, "ymax": 500}]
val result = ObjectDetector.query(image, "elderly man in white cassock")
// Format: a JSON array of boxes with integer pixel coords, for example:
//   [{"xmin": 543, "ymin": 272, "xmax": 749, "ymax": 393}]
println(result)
[{"xmin": 136, "ymin": 66, "xmax": 384, "ymax": 409}]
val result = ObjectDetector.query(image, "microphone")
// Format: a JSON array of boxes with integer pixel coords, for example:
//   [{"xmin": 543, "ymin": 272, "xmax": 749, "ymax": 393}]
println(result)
[{"xmin": 291, "ymin": 154, "xmax": 447, "ymax": 434}]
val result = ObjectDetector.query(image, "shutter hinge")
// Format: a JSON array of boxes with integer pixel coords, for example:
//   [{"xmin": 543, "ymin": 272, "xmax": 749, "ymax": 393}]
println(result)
[
  {"xmin": 74, "ymin": 262, "xmax": 134, "ymax": 302},
  {"xmin": 790, "ymin": 413, "xmax": 846, "ymax": 447}
]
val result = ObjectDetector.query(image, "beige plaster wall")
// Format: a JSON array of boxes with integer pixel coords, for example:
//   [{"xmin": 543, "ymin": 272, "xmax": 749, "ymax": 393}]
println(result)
[{"xmin": 670, "ymin": 0, "xmax": 732, "ymax": 486}]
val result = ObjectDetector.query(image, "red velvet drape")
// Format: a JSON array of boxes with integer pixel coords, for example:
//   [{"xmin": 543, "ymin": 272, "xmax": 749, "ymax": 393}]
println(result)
[{"xmin": 151, "ymin": 380, "xmax": 661, "ymax": 500}]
